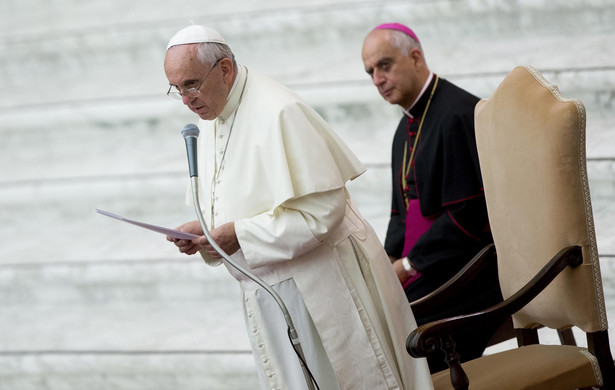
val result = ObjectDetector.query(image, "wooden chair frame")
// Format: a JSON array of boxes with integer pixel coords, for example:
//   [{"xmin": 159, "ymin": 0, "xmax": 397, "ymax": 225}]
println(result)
[
  {"xmin": 409, "ymin": 244, "xmax": 576, "ymax": 348},
  {"xmin": 406, "ymin": 244, "xmax": 615, "ymax": 389}
]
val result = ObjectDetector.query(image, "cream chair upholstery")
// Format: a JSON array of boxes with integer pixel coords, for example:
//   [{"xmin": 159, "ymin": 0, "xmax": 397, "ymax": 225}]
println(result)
[{"xmin": 406, "ymin": 66, "xmax": 615, "ymax": 389}]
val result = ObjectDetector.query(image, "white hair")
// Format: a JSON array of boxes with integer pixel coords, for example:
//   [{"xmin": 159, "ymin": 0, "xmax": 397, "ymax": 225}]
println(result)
[
  {"xmin": 196, "ymin": 42, "xmax": 237, "ymax": 68},
  {"xmin": 389, "ymin": 29, "xmax": 424, "ymax": 59}
]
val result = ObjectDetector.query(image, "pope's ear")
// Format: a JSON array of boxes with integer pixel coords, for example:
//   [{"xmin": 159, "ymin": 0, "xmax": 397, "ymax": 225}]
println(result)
[{"xmin": 219, "ymin": 58, "xmax": 235, "ymax": 81}]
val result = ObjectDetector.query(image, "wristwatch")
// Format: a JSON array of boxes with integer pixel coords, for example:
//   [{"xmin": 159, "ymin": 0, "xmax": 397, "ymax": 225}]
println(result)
[{"xmin": 401, "ymin": 257, "xmax": 412, "ymax": 272}]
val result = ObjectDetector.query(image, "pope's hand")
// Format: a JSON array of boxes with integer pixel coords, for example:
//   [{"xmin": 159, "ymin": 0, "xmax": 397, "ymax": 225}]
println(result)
[
  {"xmin": 167, "ymin": 220, "xmax": 240, "ymax": 259},
  {"xmin": 195, "ymin": 222, "xmax": 240, "ymax": 259},
  {"xmin": 166, "ymin": 220, "xmax": 203, "ymax": 255}
]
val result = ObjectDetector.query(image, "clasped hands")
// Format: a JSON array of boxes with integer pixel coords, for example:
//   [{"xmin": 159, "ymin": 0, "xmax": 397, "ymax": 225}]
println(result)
[{"xmin": 166, "ymin": 220, "xmax": 240, "ymax": 259}]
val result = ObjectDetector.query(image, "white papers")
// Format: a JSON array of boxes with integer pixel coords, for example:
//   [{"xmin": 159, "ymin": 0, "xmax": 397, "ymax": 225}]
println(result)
[{"xmin": 95, "ymin": 208, "xmax": 199, "ymax": 240}]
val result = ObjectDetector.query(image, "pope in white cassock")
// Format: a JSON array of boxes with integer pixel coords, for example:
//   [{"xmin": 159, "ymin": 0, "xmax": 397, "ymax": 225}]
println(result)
[{"xmin": 164, "ymin": 25, "xmax": 433, "ymax": 390}]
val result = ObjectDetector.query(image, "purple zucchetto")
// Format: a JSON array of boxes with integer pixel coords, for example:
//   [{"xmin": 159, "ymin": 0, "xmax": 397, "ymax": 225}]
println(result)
[{"xmin": 373, "ymin": 23, "xmax": 420, "ymax": 44}]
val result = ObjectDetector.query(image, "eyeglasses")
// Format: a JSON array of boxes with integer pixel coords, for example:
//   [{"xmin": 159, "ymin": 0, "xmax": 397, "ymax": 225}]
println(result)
[{"xmin": 167, "ymin": 58, "xmax": 221, "ymax": 100}]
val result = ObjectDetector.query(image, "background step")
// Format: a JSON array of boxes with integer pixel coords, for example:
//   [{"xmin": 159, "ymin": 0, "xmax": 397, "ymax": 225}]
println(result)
[{"xmin": 1, "ymin": 1, "xmax": 614, "ymax": 388}]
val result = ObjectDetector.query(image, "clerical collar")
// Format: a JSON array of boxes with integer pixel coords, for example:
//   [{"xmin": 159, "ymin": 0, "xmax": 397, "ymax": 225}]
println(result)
[
  {"xmin": 218, "ymin": 64, "xmax": 247, "ymax": 123},
  {"xmin": 402, "ymin": 72, "xmax": 434, "ymax": 118}
]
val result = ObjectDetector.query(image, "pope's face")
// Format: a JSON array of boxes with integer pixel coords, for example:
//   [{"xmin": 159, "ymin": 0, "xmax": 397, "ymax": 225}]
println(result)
[
  {"xmin": 361, "ymin": 29, "xmax": 424, "ymax": 109},
  {"xmin": 164, "ymin": 44, "xmax": 230, "ymax": 120}
]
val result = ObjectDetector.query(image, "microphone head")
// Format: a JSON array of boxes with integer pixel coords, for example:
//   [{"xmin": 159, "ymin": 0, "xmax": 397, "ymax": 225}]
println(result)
[{"xmin": 181, "ymin": 123, "xmax": 200, "ymax": 138}]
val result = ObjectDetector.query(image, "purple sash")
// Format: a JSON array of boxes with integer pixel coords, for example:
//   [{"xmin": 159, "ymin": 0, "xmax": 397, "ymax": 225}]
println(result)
[{"xmin": 401, "ymin": 199, "xmax": 436, "ymax": 288}]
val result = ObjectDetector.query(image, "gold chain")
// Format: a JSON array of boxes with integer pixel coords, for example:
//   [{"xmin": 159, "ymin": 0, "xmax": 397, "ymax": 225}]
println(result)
[{"xmin": 401, "ymin": 75, "xmax": 439, "ymax": 209}]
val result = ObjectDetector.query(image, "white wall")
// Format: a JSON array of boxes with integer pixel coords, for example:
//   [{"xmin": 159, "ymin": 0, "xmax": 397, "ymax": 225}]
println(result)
[{"xmin": 1, "ymin": 1, "xmax": 614, "ymax": 388}]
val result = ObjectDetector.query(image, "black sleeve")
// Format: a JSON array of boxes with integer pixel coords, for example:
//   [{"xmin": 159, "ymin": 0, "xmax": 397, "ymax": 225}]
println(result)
[
  {"xmin": 384, "ymin": 118, "xmax": 408, "ymax": 259},
  {"xmin": 384, "ymin": 208, "xmax": 405, "ymax": 258},
  {"xmin": 409, "ymin": 195, "xmax": 491, "ymax": 277}
]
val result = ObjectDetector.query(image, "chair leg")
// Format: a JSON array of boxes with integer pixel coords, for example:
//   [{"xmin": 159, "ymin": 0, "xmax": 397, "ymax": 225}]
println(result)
[
  {"xmin": 587, "ymin": 330, "xmax": 615, "ymax": 389},
  {"xmin": 557, "ymin": 328, "xmax": 576, "ymax": 346},
  {"xmin": 516, "ymin": 327, "xmax": 576, "ymax": 346},
  {"xmin": 516, "ymin": 328, "xmax": 539, "ymax": 346}
]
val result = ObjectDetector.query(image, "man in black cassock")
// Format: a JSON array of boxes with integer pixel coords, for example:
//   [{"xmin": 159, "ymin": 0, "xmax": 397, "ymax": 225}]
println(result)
[{"xmin": 362, "ymin": 23, "xmax": 503, "ymax": 372}]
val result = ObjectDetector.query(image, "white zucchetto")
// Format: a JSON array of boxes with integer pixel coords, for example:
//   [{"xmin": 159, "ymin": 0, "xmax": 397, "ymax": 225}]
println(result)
[{"xmin": 166, "ymin": 25, "xmax": 227, "ymax": 50}]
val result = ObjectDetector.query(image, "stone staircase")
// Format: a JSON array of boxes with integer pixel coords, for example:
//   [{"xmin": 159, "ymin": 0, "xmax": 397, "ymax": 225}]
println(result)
[{"xmin": 1, "ymin": 1, "xmax": 614, "ymax": 388}]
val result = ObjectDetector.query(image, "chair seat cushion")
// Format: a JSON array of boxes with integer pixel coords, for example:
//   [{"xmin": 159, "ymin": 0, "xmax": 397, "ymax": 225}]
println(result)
[{"xmin": 431, "ymin": 344, "xmax": 601, "ymax": 390}]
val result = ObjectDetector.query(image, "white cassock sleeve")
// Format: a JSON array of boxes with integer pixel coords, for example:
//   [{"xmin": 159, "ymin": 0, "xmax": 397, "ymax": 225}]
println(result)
[{"xmin": 234, "ymin": 187, "xmax": 347, "ymax": 269}]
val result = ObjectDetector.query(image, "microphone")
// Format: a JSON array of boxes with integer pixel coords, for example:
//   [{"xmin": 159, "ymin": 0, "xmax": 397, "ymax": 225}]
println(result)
[
  {"xmin": 181, "ymin": 123, "xmax": 200, "ymax": 177},
  {"xmin": 178, "ymin": 124, "xmax": 317, "ymax": 389}
]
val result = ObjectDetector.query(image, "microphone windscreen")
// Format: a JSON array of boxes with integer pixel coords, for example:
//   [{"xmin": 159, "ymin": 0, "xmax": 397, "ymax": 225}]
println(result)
[{"xmin": 181, "ymin": 123, "xmax": 200, "ymax": 138}]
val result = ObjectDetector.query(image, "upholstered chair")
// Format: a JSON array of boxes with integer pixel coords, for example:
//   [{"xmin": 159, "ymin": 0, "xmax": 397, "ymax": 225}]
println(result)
[{"xmin": 407, "ymin": 66, "xmax": 615, "ymax": 390}]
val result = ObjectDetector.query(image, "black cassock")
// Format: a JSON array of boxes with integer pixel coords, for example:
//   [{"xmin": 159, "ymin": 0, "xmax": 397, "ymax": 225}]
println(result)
[{"xmin": 384, "ymin": 75, "xmax": 503, "ymax": 371}]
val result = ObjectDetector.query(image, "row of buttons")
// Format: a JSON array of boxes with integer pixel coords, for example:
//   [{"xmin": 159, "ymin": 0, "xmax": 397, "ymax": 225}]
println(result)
[{"xmin": 245, "ymin": 296, "xmax": 280, "ymax": 388}]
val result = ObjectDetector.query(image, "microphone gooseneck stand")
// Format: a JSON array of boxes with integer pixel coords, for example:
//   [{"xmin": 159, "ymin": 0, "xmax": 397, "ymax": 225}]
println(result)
[{"xmin": 181, "ymin": 124, "xmax": 317, "ymax": 390}]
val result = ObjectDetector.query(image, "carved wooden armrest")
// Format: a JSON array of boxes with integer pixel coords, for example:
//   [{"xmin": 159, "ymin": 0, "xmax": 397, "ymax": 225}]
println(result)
[
  {"xmin": 406, "ymin": 246, "xmax": 583, "ymax": 389},
  {"xmin": 410, "ymin": 244, "xmax": 496, "ymax": 318}
]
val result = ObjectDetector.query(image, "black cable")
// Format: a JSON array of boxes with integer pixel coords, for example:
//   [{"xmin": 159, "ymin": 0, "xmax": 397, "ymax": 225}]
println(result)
[{"xmin": 286, "ymin": 327, "xmax": 321, "ymax": 390}]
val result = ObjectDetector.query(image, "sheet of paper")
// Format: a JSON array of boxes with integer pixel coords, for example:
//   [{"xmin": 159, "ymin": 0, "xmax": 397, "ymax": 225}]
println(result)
[{"xmin": 95, "ymin": 208, "xmax": 199, "ymax": 240}]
